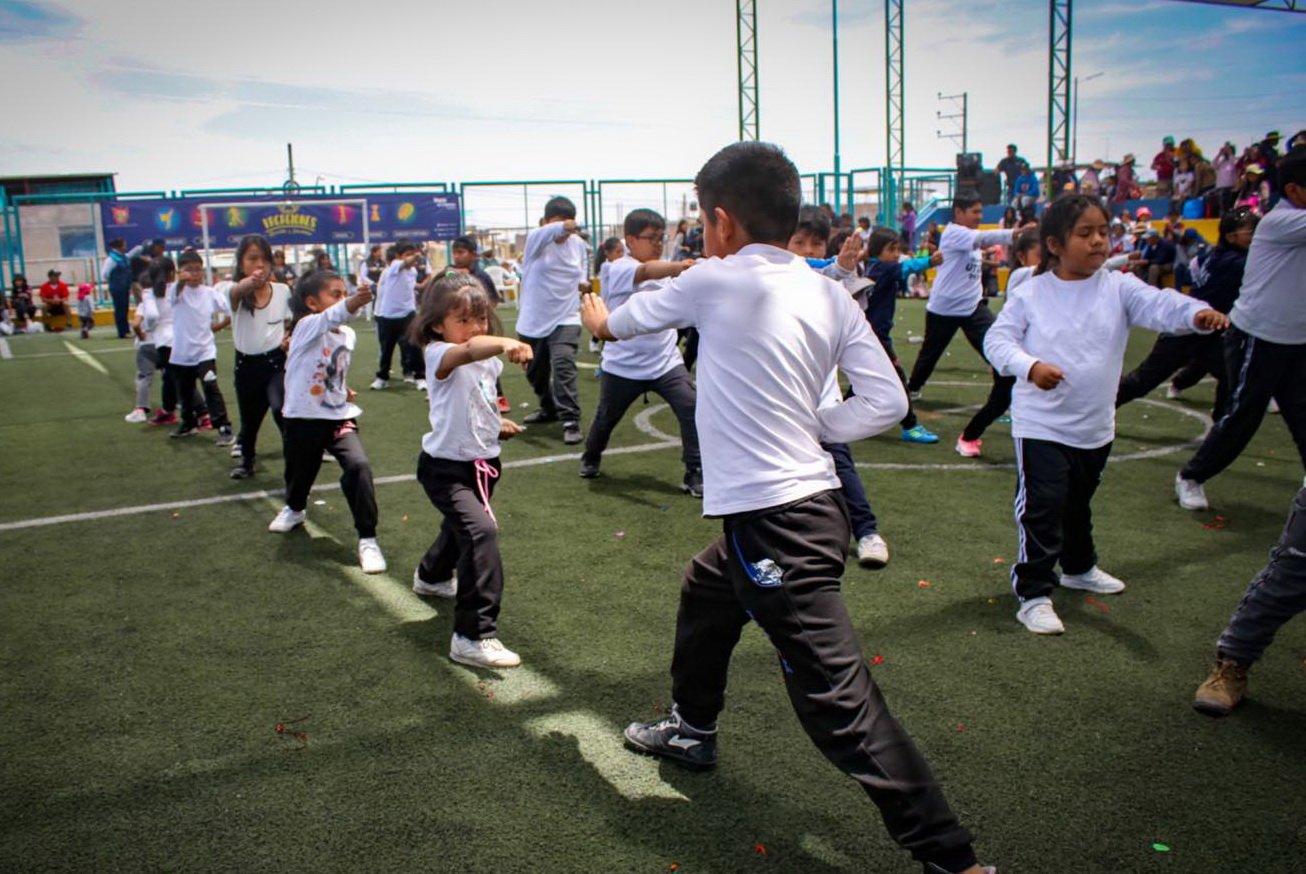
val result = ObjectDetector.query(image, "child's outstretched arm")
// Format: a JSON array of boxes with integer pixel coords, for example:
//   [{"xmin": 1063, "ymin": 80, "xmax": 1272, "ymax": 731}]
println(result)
[
  {"xmin": 346, "ymin": 286, "xmax": 373, "ymax": 314},
  {"xmin": 819, "ymin": 299, "xmax": 908, "ymax": 444},
  {"xmin": 435, "ymin": 335, "xmax": 532, "ymax": 381},
  {"xmin": 229, "ymin": 267, "xmax": 271, "ymax": 309},
  {"xmin": 584, "ymin": 272, "xmax": 695, "ymax": 343},
  {"xmin": 633, "ymin": 259, "xmax": 694, "ymax": 284},
  {"xmin": 1118, "ymin": 272, "xmax": 1228, "ymax": 335}
]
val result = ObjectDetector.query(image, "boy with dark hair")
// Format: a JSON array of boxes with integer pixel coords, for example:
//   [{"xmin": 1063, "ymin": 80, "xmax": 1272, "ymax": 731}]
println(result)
[
  {"xmin": 906, "ymin": 191, "xmax": 1031, "ymax": 457},
  {"xmin": 450, "ymin": 235, "xmax": 499, "ymax": 304},
  {"xmin": 168, "ymin": 250, "xmax": 234, "ymax": 443},
  {"xmin": 865, "ymin": 227, "xmax": 942, "ymax": 443},
  {"xmin": 582, "ymin": 141, "xmax": 992, "ymax": 874},
  {"xmin": 371, "ymin": 238, "xmax": 425, "ymax": 391},
  {"xmin": 581, "ymin": 208, "xmax": 700, "ymax": 493},
  {"xmin": 1176, "ymin": 148, "xmax": 1306, "ymax": 510},
  {"xmin": 518, "ymin": 195, "xmax": 588, "ymax": 444},
  {"xmin": 788, "ymin": 206, "xmax": 891, "ymax": 567}
]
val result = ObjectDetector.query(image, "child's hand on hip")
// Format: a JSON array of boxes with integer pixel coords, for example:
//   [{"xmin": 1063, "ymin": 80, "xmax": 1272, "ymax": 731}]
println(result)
[{"xmin": 1029, "ymin": 361, "xmax": 1066, "ymax": 390}]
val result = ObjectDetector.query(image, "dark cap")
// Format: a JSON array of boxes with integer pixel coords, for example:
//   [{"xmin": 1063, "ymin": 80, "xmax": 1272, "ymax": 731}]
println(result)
[{"xmin": 47, "ymin": 268, "xmax": 61, "ymax": 277}]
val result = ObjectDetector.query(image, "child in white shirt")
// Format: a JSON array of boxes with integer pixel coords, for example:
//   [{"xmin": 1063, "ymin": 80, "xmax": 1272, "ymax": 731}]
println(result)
[
  {"xmin": 167, "ymin": 251, "xmax": 233, "ymax": 444},
  {"xmin": 408, "ymin": 273, "xmax": 533, "ymax": 668},
  {"xmin": 371, "ymin": 239, "xmax": 424, "ymax": 391},
  {"xmin": 583, "ymin": 142, "xmax": 992, "ymax": 874},
  {"xmin": 984, "ymin": 195, "xmax": 1227, "ymax": 635},
  {"xmin": 125, "ymin": 259, "xmax": 177, "ymax": 424},
  {"xmin": 227, "ymin": 235, "xmax": 292, "ymax": 480},
  {"xmin": 517, "ymin": 197, "xmax": 589, "ymax": 444},
  {"xmin": 268, "ymin": 271, "xmax": 385, "ymax": 574},
  {"xmin": 582, "ymin": 209, "xmax": 700, "ymax": 493}
]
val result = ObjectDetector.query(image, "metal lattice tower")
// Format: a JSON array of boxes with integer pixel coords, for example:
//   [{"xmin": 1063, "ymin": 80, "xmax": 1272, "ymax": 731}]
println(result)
[
  {"xmin": 1167, "ymin": 0, "xmax": 1301, "ymax": 10},
  {"xmin": 1047, "ymin": 0, "xmax": 1072, "ymax": 174},
  {"xmin": 736, "ymin": 0, "xmax": 759, "ymax": 141},
  {"xmin": 884, "ymin": 0, "xmax": 904, "ymax": 226}
]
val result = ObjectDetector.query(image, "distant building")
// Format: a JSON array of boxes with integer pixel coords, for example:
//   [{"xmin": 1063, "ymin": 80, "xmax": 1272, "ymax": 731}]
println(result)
[{"xmin": 1, "ymin": 173, "xmax": 116, "ymax": 288}]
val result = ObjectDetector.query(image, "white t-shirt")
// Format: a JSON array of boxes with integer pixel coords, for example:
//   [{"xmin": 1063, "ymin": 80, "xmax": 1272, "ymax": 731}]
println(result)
[
  {"xmin": 136, "ymin": 293, "xmax": 174, "ymax": 349},
  {"xmin": 1006, "ymin": 265, "xmax": 1035, "ymax": 293},
  {"xmin": 606, "ymin": 243, "xmax": 907, "ymax": 516},
  {"xmin": 1229, "ymin": 198, "xmax": 1306, "ymax": 345},
  {"xmin": 375, "ymin": 261, "xmax": 418, "ymax": 319},
  {"xmin": 281, "ymin": 301, "xmax": 362, "ymax": 420},
  {"xmin": 231, "ymin": 282, "xmax": 291, "ymax": 355},
  {"xmin": 420, "ymin": 342, "xmax": 504, "ymax": 461},
  {"xmin": 167, "ymin": 283, "xmax": 227, "ymax": 366},
  {"xmin": 598, "ymin": 256, "xmax": 683, "ymax": 380},
  {"xmin": 985, "ymin": 269, "xmax": 1208, "ymax": 449},
  {"xmin": 928, "ymin": 224, "xmax": 1015, "ymax": 316},
  {"xmin": 517, "ymin": 223, "xmax": 587, "ymax": 337}
]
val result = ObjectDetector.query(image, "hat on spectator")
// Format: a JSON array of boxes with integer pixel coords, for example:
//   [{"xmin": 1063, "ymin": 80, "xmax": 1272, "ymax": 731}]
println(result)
[
  {"xmin": 1163, "ymin": 136, "xmax": 1175, "ymax": 146},
  {"xmin": 1136, "ymin": 206, "xmax": 1153, "ymax": 218},
  {"xmin": 1265, "ymin": 131, "xmax": 1281, "ymax": 141},
  {"xmin": 1092, "ymin": 159, "xmax": 1106, "ymax": 170},
  {"xmin": 1246, "ymin": 164, "xmax": 1265, "ymax": 175},
  {"xmin": 1182, "ymin": 228, "xmax": 1200, "ymax": 242},
  {"xmin": 1144, "ymin": 228, "xmax": 1161, "ymax": 238},
  {"xmin": 1121, "ymin": 153, "xmax": 1136, "ymax": 164},
  {"xmin": 47, "ymin": 269, "xmax": 60, "ymax": 277}
]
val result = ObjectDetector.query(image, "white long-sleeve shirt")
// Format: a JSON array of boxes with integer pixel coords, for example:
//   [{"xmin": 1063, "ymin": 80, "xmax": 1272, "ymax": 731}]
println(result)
[
  {"xmin": 517, "ymin": 222, "xmax": 587, "ymax": 337},
  {"xmin": 606, "ymin": 243, "xmax": 907, "ymax": 516},
  {"xmin": 374, "ymin": 260, "xmax": 417, "ymax": 319},
  {"xmin": 282, "ymin": 301, "xmax": 362, "ymax": 420},
  {"xmin": 1228, "ymin": 198, "xmax": 1306, "ymax": 345},
  {"xmin": 929, "ymin": 224, "xmax": 1016, "ymax": 316},
  {"xmin": 984, "ymin": 269, "xmax": 1209, "ymax": 449}
]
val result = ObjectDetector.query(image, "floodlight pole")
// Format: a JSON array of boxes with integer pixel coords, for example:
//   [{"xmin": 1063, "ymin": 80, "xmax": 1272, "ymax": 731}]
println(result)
[{"xmin": 832, "ymin": 0, "xmax": 842, "ymax": 212}]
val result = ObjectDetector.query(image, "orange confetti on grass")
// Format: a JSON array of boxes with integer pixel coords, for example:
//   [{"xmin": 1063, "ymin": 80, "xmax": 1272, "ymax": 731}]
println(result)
[
  {"xmin": 1085, "ymin": 596, "xmax": 1111, "ymax": 614},
  {"xmin": 870, "ymin": 655, "xmax": 885, "ymax": 666},
  {"xmin": 170, "ymin": 512, "xmax": 180, "ymax": 519},
  {"xmin": 401, "ymin": 514, "xmax": 409, "ymax": 522},
  {"xmin": 753, "ymin": 844, "xmax": 767, "ymax": 856},
  {"xmin": 669, "ymin": 866, "xmax": 679, "ymax": 872},
  {"xmin": 956, "ymin": 723, "xmax": 966, "ymax": 733},
  {"xmin": 916, "ymin": 579, "xmax": 932, "ymax": 589},
  {"xmin": 993, "ymin": 557, "xmax": 1005, "ymax": 564}
]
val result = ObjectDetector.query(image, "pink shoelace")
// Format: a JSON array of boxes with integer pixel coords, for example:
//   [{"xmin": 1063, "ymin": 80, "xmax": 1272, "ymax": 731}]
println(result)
[{"xmin": 474, "ymin": 458, "xmax": 500, "ymax": 528}]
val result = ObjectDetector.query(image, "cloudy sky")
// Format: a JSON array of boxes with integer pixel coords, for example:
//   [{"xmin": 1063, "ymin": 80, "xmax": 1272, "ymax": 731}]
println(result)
[{"xmin": 2, "ymin": 0, "xmax": 1302, "ymax": 226}]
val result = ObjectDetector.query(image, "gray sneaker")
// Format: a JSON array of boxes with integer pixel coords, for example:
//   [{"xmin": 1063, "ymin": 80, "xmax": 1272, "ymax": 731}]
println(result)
[
  {"xmin": 562, "ymin": 421, "xmax": 583, "ymax": 444},
  {"xmin": 1175, "ymin": 472, "xmax": 1209, "ymax": 511},
  {"xmin": 579, "ymin": 459, "xmax": 601, "ymax": 478},
  {"xmin": 623, "ymin": 706, "xmax": 718, "ymax": 770}
]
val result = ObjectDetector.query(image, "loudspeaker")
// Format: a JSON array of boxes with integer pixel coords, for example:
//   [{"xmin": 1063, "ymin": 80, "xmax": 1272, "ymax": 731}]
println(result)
[
  {"xmin": 956, "ymin": 152, "xmax": 983, "ymax": 181},
  {"xmin": 978, "ymin": 171, "xmax": 1002, "ymax": 205}
]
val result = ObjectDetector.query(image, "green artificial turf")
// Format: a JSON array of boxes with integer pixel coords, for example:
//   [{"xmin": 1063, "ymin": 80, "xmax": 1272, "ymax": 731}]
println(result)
[{"xmin": 1, "ymin": 301, "xmax": 1303, "ymax": 873}]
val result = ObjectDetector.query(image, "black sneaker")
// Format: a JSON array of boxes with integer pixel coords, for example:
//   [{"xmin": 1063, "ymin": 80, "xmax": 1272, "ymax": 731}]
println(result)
[
  {"xmin": 229, "ymin": 463, "xmax": 254, "ymax": 480},
  {"xmin": 681, "ymin": 468, "xmax": 704, "ymax": 498},
  {"xmin": 623, "ymin": 707, "xmax": 718, "ymax": 771},
  {"xmin": 523, "ymin": 410, "xmax": 558, "ymax": 424},
  {"xmin": 562, "ymin": 421, "xmax": 583, "ymax": 445},
  {"xmin": 579, "ymin": 459, "xmax": 601, "ymax": 478},
  {"xmin": 170, "ymin": 425, "xmax": 198, "ymax": 439},
  {"xmin": 215, "ymin": 426, "xmax": 236, "ymax": 447}
]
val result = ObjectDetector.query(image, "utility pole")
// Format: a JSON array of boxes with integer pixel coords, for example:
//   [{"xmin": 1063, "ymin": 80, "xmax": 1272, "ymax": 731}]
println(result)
[
  {"xmin": 936, "ymin": 91, "xmax": 969, "ymax": 154},
  {"xmin": 283, "ymin": 143, "xmax": 300, "ymax": 195},
  {"xmin": 1072, "ymin": 71, "xmax": 1103, "ymax": 166},
  {"xmin": 832, "ymin": 0, "xmax": 842, "ymax": 212}
]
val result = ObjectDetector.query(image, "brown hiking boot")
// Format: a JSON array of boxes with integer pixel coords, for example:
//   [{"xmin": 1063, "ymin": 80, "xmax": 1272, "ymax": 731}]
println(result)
[{"xmin": 1192, "ymin": 657, "xmax": 1248, "ymax": 717}]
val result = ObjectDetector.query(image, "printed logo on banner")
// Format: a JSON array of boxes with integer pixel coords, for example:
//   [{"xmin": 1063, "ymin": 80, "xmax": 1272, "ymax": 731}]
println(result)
[
  {"xmin": 370, "ymin": 204, "xmax": 382, "ymax": 223},
  {"xmin": 111, "ymin": 206, "xmax": 131, "ymax": 225},
  {"xmin": 226, "ymin": 207, "xmax": 247, "ymax": 228},
  {"xmin": 261, "ymin": 203, "xmax": 318, "ymax": 238},
  {"xmin": 155, "ymin": 208, "xmax": 179, "ymax": 231},
  {"xmin": 396, "ymin": 202, "xmax": 417, "ymax": 224},
  {"xmin": 334, "ymin": 205, "xmax": 354, "ymax": 225}
]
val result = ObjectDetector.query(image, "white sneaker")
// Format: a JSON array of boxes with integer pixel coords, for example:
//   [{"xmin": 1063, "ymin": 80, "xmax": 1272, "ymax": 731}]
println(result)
[
  {"xmin": 230, "ymin": 442, "xmax": 243, "ymax": 459},
  {"xmin": 1165, "ymin": 384, "xmax": 1183, "ymax": 399},
  {"xmin": 909, "ymin": 389, "xmax": 922, "ymax": 402},
  {"xmin": 268, "ymin": 506, "xmax": 306, "ymax": 533},
  {"xmin": 402, "ymin": 374, "xmax": 416, "ymax": 384},
  {"xmin": 416, "ymin": 379, "xmax": 428, "ymax": 393},
  {"xmin": 1175, "ymin": 472, "xmax": 1209, "ymax": 511},
  {"xmin": 357, "ymin": 538, "xmax": 386, "ymax": 573},
  {"xmin": 856, "ymin": 533, "xmax": 890, "ymax": 569},
  {"xmin": 1016, "ymin": 597, "xmax": 1065, "ymax": 635},
  {"xmin": 1268, "ymin": 397, "xmax": 1280, "ymax": 414},
  {"xmin": 1060, "ymin": 566, "xmax": 1125, "ymax": 594},
  {"xmin": 370, "ymin": 378, "xmax": 388, "ymax": 390},
  {"xmin": 413, "ymin": 569, "xmax": 456, "ymax": 598},
  {"xmin": 450, "ymin": 633, "xmax": 521, "ymax": 668},
  {"xmin": 321, "ymin": 451, "xmax": 335, "ymax": 463},
  {"xmin": 124, "ymin": 407, "xmax": 148, "ymax": 423}
]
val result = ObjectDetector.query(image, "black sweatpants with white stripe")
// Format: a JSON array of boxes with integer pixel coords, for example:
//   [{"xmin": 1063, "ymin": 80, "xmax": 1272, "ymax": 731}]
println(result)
[
  {"xmin": 1180, "ymin": 326, "xmax": 1306, "ymax": 484},
  {"xmin": 1011, "ymin": 438, "xmax": 1112, "ymax": 602},
  {"xmin": 669, "ymin": 490, "xmax": 978, "ymax": 872}
]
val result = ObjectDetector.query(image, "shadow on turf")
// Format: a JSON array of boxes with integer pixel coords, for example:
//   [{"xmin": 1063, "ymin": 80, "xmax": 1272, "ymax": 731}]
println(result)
[{"xmin": 584, "ymin": 471, "xmax": 691, "ymax": 508}]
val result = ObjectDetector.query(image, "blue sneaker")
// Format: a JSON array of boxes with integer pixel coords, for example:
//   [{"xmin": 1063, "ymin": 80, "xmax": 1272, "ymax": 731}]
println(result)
[
  {"xmin": 996, "ymin": 415, "xmax": 1012, "ymax": 424},
  {"xmin": 901, "ymin": 424, "xmax": 940, "ymax": 444}
]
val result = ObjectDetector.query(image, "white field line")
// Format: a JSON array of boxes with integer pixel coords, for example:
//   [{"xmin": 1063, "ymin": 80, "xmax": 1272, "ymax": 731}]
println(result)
[
  {"xmin": 0, "ymin": 395, "xmax": 1208, "ymax": 533},
  {"xmin": 262, "ymin": 506, "xmax": 682, "ymax": 800},
  {"xmin": 63, "ymin": 340, "xmax": 111, "ymax": 375},
  {"xmin": 0, "ymin": 338, "xmax": 11, "ymax": 359}
]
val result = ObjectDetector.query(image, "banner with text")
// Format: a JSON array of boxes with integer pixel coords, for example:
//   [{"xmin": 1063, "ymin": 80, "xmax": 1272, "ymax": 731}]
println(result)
[{"xmin": 99, "ymin": 193, "xmax": 462, "ymax": 250}]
